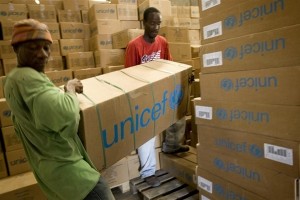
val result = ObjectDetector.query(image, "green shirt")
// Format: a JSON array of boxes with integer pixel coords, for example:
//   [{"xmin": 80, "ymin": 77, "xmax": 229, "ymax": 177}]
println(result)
[{"xmin": 4, "ymin": 67, "xmax": 100, "ymax": 200}]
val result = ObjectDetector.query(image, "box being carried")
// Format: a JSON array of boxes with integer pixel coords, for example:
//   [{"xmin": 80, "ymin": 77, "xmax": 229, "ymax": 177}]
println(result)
[{"xmin": 77, "ymin": 59, "xmax": 192, "ymax": 170}]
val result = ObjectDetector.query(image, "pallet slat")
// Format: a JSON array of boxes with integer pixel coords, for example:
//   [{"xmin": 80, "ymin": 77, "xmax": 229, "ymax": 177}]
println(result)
[
  {"xmin": 142, "ymin": 179, "xmax": 185, "ymax": 200},
  {"xmin": 155, "ymin": 185, "xmax": 197, "ymax": 200}
]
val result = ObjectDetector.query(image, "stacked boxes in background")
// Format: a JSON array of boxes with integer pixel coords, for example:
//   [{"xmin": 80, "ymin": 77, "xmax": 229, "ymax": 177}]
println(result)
[{"xmin": 195, "ymin": 0, "xmax": 300, "ymax": 199}]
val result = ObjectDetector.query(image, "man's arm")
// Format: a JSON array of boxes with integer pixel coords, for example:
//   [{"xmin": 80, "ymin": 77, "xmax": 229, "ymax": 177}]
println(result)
[{"xmin": 125, "ymin": 40, "xmax": 140, "ymax": 68}]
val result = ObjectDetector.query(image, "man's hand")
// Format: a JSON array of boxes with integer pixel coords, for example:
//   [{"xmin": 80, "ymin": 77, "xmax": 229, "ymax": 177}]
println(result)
[{"xmin": 64, "ymin": 78, "xmax": 83, "ymax": 94}]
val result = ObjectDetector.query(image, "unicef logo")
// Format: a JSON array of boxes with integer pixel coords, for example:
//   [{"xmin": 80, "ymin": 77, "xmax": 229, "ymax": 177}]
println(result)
[
  {"xmin": 216, "ymin": 109, "xmax": 227, "ymax": 120},
  {"xmin": 224, "ymin": 47, "xmax": 238, "ymax": 60},
  {"xmin": 169, "ymin": 85, "xmax": 184, "ymax": 110},
  {"xmin": 220, "ymin": 79, "xmax": 233, "ymax": 91},
  {"xmin": 249, "ymin": 144, "xmax": 263, "ymax": 158},
  {"xmin": 0, "ymin": 11, "xmax": 7, "ymax": 16},
  {"xmin": 224, "ymin": 15, "xmax": 236, "ymax": 29},
  {"xmin": 214, "ymin": 184, "xmax": 225, "ymax": 196},
  {"xmin": 214, "ymin": 158, "xmax": 225, "ymax": 170}
]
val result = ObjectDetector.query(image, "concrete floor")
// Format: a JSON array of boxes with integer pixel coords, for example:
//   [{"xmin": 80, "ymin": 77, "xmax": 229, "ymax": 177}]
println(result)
[{"xmin": 112, "ymin": 187, "xmax": 141, "ymax": 200}]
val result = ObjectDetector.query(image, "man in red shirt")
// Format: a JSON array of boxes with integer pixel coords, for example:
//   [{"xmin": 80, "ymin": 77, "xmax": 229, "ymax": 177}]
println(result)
[{"xmin": 125, "ymin": 7, "xmax": 189, "ymax": 187}]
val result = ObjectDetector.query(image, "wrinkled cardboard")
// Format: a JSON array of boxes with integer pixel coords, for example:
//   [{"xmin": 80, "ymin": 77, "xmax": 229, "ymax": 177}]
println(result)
[{"xmin": 77, "ymin": 59, "xmax": 192, "ymax": 170}]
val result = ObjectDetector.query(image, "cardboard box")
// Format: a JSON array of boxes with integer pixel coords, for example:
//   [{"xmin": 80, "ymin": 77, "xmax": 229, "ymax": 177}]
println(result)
[
  {"xmin": 0, "ymin": 172, "xmax": 47, "ymax": 200},
  {"xmin": 191, "ymin": 6, "xmax": 199, "ymax": 18},
  {"xmin": 197, "ymin": 167, "xmax": 266, "ymax": 200},
  {"xmin": 197, "ymin": 144, "xmax": 297, "ymax": 200},
  {"xmin": 0, "ymin": 4, "xmax": 27, "ymax": 21},
  {"xmin": 89, "ymin": 34, "xmax": 113, "ymax": 50},
  {"xmin": 50, "ymin": 40, "xmax": 61, "ymax": 56},
  {"xmin": 81, "ymin": 10, "xmax": 89, "ymax": 24},
  {"xmin": 0, "ymin": 98, "xmax": 13, "ymax": 127},
  {"xmin": 59, "ymin": 39, "xmax": 84, "ymax": 56},
  {"xmin": 6, "ymin": 148, "xmax": 31, "ymax": 176},
  {"xmin": 0, "ymin": 40, "xmax": 15, "ymax": 59},
  {"xmin": 2, "ymin": 126, "xmax": 23, "ymax": 152},
  {"xmin": 77, "ymin": 59, "xmax": 192, "ymax": 170},
  {"xmin": 200, "ymin": 0, "xmax": 300, "ymax": 45},
  {"xmin": 93, "ymin": 49, "xmax": 125, "ymax": 68},
  {"xmin": 45, "ymin": 56, "xmax": 64, "ymax": 72},
  {"xmin": 112, "ymin": 28, "xmax": 144, "ymax": 49},
  {"xmin": 63, "ymin": 0, "xmax": 89, "ymax": 11},
  {"xmin": 201, "ymin": 24, "xmax": 300, "ymax": 73},
  {"xmin": 0, "ymin": 153, "xmax": 8, "ymax": 179},
  {"xmin": 188, "ymin": 30, "xmax": 200, "ymax": 44},
  {"xmin": 45, "ymin": 23, "xmax": 61, "ymax": 40},
  {"xmin": 117, "ymin": 4, "xmax": 138, "ymax": 20},
  {"xmin": 66, "ymin": 51, "xmax": 95, "ymax": 70},
  {"xmin": 45, "ymin": 70, "xmax": 73, "ymax": 87},
  {"xmin": 88, "ymin": 4, "xmax": 118, "ymax": 22},
  {"xmin": 177, "ymin": 6, "xmax": 191, "ymax": 18},
  {"xmin": 2, "ymin": 58, "xmax": 17, "ymax": 75},
  {"xmin": 199, "ymin": 0, "xmax": 241, "ymax": 18},
  {"xmin": 90, "ymin": 19, "xmax": 122, "ymax": 36},
  {"xmin": 111, "ymin": 0, "xmax": 137, "ymax": 4},
  {"xmin": 197, "ymin": 125, "xmax": 300, "ymax": 178},
  {"xmin": 100, "ymin": 157, "xmax": 129, "ymax": 188},
  {"xmin": 0, "ymin": 19, "xmax": 15, "ymax": 41},
  {"xmin": 102, "ymin": 65, "xmax": 124, "ymax": 74},
  {"xmin": 160, "ymin": 149, "xmax": 197, "ymax": 188},
  {"xmin": 0, "ymin": 76, "xmax": 6, "ymax": 99},
  {"xmin": 120, "ymin": 20, "xmax": 141, "ymax": 30},
  {"xmin": 200, "ymin": 66, "xmax": 300, "ymax": 106},
  {"xmin": 138, "ymin": 0, "xmax": 172, "ymax": 20},
  {"xmin": 73, "ymin": 68, "xmax": 102, "ymax": 80},
  {"xmin": 194, "ymin": 98, "xmax": 300, "ymax": 141},
  {"xmin": 60, "ymin": 22, "xmax": 86, "ymax": 39},
  {"xmin": 159, "ymin": 26, "xmax": 190, "ymax": 43},
  {"xmin": 169, "ymin": 42, "xmax": 192, "ymax": 61},
  {"xmin": 27, "ymin": 4, "xmax": 57, "ymax": 22},
  {"xmin": 57, "ymin": 10, "xmax": 82, "ymax": 23}
]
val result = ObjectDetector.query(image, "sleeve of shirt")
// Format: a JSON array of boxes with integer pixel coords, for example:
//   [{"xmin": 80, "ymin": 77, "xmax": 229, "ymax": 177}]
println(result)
[
  {"xmin": 125, "ymin": 40, "xmax": 139, "ymax": 68},
  {"xmin": 18, "ymin": 69, "xmax": 80, "ymax": 133}
]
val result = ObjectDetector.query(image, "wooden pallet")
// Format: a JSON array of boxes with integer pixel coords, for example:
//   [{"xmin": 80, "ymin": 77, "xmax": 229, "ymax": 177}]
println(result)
[
  {"xmin": 111, "ymin": 181, "xmax": 130, "ymax": 194},
  {"xmin": 130, "ymin": 170, "xmax": 199, "ymax": 200}
]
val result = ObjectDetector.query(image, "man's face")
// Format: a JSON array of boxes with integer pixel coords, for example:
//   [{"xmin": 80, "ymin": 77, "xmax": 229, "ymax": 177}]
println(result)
[
  {"xmin": 15, "ymin": 40, "xmax": 51, "ymax": 72},
  {"xmin": 143, "ymin": 12, "xmax": 162, "ymax": 40}
]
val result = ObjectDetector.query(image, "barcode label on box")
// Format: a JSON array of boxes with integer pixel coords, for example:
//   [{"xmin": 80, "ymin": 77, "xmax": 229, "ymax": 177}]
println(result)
[
  {"xmin": 203, "ymin": 21, "xmax": 222, "ymax": 39},
  {"xmin": 198, "ymin": 176, "xmax": 213, "ymax": 193},
  {"xmin": 201, "ymin": 195, "xmax": 211, "ymax": 200},
  {"xmin": 201, "ymin": 0, "xmax": 221, "ymax": 11},
  {"xmin": 264, "ymin": 143, "xmax": 293, "ymax": 165},
  {"xmin": 196, "ymin": 106, "xmax": 212, "ymax": 120},
  {"xmin": 203, "ymin": 51, "xmax": 223, "ymax": 67}
]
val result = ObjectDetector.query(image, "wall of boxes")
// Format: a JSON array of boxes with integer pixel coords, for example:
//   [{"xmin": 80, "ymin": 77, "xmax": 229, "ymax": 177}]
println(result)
[
  {"xmin": 0, "ymin": 0, "xmax": 202, "ymax": 198},
  {"xmin": 194, "ymin": 0, "xmax": 300, "ymax": 200}
]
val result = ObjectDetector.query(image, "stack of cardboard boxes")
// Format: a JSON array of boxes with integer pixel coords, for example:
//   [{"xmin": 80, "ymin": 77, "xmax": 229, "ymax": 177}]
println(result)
[
  {"xmin": 195, "ymin": 0, "xmax": 300, "ymax": 199},
  {"xmin": 0, "ymin": 0, "xmax": 203, "ymax": 198}
]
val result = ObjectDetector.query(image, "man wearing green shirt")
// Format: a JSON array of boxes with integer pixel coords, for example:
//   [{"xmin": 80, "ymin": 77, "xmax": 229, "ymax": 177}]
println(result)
[{"xmin": 4, "ymin": 19, "xmax": 115, "ymax": 200}]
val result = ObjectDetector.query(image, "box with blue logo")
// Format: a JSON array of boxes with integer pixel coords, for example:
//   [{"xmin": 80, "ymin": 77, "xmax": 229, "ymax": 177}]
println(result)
[
  {"xmin": 200, "ymin": 0, "xmax": 300, "ymax": 45},
  {"xmin": 200, "ymin": 24, "xmax": 300, "ymax": 74},
  {"xmin": 197, "ymin": 167, "xmax": 266, "ymax": 200},
  {"xmin": 197, "ymin": 143, "xmax": 298, "ymax": 200},
  {"xmin": 194, "ymin": 98, "xmax": 300, "ymax": 141},
  {"xmin": 200, "ymin": 66, "xmax": 300, "ymax": 106},
  {"xmin": 197, "ymin": 125, "xmax": 299, "ymax": 178},
  {"xmin": 77, "ymin": 59, "xmax": 192, "ymax": 170}
]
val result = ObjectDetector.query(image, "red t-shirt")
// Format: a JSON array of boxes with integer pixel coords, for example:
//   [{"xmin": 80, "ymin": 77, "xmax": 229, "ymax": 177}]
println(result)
[{"xmin": 124, "ymin": 35, "xmax": 172, "ymax": 68}]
